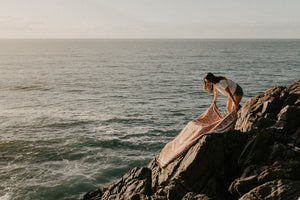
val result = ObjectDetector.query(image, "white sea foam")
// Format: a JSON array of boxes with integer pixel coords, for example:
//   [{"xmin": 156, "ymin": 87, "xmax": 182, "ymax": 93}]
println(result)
[{"xmin": 0, "ymin": 193, "xmax": 11, "ymax": 200}]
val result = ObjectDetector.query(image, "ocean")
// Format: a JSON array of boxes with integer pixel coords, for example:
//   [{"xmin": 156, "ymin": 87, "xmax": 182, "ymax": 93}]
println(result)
[{"xmin": 0, "ymin": 39, "xmax": 299, "ymax": 200}]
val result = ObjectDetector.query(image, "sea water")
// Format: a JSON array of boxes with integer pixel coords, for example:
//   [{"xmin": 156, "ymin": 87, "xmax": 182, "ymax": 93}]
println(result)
[{"xmin": 0, "ymin": 39, "xmax": 299, "ymax": 200}]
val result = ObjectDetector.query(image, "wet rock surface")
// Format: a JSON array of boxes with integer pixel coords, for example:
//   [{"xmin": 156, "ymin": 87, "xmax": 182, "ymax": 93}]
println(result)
[{"xmin": 81, "ymin": 80, "xmax": 300, "ymax": 200}]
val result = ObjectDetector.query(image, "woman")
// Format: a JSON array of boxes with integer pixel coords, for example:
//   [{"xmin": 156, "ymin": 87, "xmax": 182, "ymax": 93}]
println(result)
[{"xmin": 203, "ymin": 72, "xmax": 243, "ymax": 113}]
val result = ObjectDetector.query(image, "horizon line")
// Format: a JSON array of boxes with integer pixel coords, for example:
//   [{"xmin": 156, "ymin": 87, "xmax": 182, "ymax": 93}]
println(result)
[{"xmin": 0, "ymin": 37, "xmax": 300, "ymax": 40}]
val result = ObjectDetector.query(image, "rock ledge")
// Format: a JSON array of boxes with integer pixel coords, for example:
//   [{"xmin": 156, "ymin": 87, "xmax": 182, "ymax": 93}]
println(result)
[{"xmin": 81, "ymin": 80, "xmax": 300, "ymax": 200}]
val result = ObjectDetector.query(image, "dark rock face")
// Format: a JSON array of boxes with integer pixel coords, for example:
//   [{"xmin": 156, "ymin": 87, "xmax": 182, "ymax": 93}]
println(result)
[
  {"xmin": 235, "ymin": 80, "xmax": 300, "ymax": 133},
  {"xmin": 148, "ymin": 132, "xmax": 248, "ymax": 200},
  {"xmin": 81, "ymin": 167, "xmax": 152, "ymax": 200},
  {"xmin": 81, "ymin": 80, "xmax": 300, "ymax": 200},
  {"xmin": 182, "ymin": 192, "xmax": 213, "ymax": 200},
  {"xmin": 239, "ymin": 179, "xmax": 300, "ymax": 200},
  {"xmin": 230, "ymin": 80, "xmax": 300, "ymax": 200}
]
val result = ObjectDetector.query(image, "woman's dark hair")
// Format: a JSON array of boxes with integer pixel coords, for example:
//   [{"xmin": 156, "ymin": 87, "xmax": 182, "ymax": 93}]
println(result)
[{"xmin": 204, "ymin": 72, "xmax": 225, "ymax": 84}]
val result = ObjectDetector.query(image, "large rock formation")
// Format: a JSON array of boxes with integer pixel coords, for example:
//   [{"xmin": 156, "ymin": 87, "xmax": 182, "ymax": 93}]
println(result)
[
  {"xmin": 229, "ymin": 80, "xmax": 300, "ymax": 200},
  {"xmin": 81, "ymin": 80, "xmax": 300, "ymax": 200}
]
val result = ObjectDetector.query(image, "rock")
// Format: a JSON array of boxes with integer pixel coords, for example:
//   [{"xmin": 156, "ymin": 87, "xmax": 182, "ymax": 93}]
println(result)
[
  {"xmin": 80, "ymin": 80, "xmax": 300, "ymax": 200},
  {"xmin": 229, "ymin": 80, "xmax": 300, "ymax": 199},
  {"xmin": 292, "ymin": 127, "xmax": 300, "ymax": 147},
  {"xmin": 273, "ymin": 105, "xmax": 300, "ymax": 133},
  {"xmin": 80, "ymin": 189, "xmax": 103, "ymax": 200},
  {"xmin": 257, "ymin": 160, "xmax": 300, "ymax": 184},
  {"xmin": 235, "ymin": 80, "xmax": 300, "ymax": 133},
  {"xmin": 149, "ymin": 132, "xmax": 248, "ymax": 200},
  {"xmin": 182, "ymin": 192, "xmax": 213, "ymax": 200},
  {"xmin": 239, "ymin": 179, "xmax": 300, "ymax": 200},
  {"xmin": 228, "ymin": 175, "xmax": 258, "ymax": 198},
  {"xmin": 81, "ymin": 167, "xmax": 152, "ymax": 200}
]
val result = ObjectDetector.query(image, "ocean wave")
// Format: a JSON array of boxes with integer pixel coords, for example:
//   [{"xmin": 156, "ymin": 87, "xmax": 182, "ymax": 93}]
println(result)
[
  {"xmin": 12, "ymin": 85, "xmax": 52, "ymax": 91},
  {"xmin": 41, "ymin": 120, "xmax": 93, "ymax": 129},
  {"xmin": 100, "ymin": 117, "xmax": 147, "ymax": 125},
  {"xmin": 187, "ymin": 55, "xmax": 212, "ymax": 58},
  {"xmin": 0, "ymin": 193, "xmax": 11, "ymax": 200},
  {"xmin": 82, "ymin": 137, "xmax": 164, "ymax": 151},
  {"xmin": 220, "ymin": 50, "xmax": 239, "ymax": 54},
  {"xmin": 144, "ymin": 128, "xmax": 179, "ymax": 138}
]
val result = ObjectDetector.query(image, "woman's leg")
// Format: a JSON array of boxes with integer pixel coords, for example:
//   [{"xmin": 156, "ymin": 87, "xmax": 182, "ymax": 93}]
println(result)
[
  {"xmin": 227, "ymin": 97, "xmax": 233, "ymax": 113},
  {"xmin": 227, "ymin": 96, "xmax": 243, "ymax": 112},
  {"xmin": 234, "ymin": 96, "xmax": 243, "ymax": 106}
]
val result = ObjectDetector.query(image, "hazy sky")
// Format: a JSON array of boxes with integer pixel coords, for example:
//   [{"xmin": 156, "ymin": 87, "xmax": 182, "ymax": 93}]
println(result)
[{"xmin": 0, "ymin": 0, "xmax": 299, "ymax": 38}]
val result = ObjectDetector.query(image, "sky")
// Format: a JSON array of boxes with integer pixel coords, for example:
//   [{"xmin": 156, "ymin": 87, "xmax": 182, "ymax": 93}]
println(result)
[{"xmin": 0, "ymin": 0, "xmax": 299, "ymax": 38}]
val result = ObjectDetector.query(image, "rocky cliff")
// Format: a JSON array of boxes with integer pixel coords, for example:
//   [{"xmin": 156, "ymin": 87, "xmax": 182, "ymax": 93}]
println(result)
[{"xmin": 81, "ymin": 80, "xmax": 300, "ymax": 200}]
